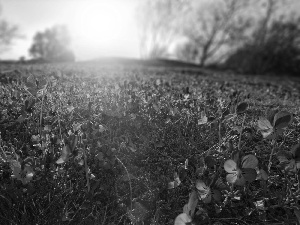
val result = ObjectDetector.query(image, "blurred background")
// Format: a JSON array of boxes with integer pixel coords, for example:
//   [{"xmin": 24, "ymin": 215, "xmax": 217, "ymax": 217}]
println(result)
[{"xmin": 0, "ymin": 0, "xmax": 300, "ymax": 75}]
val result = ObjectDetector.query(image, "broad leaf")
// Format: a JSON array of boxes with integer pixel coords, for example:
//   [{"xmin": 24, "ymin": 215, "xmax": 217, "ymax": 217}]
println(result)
[
  {"xmin": 174, "ymin": 213, "xmax": 192, "ymax": 225},
  {"xmin": 224, "ymin": 160, "xmax": 237, "ymax": 173},
  {"xmin": 241, "ymin": 168, "xmax": 257, "ymax": 182},
  {"xmin": 56, "ymin": 145, "xmax": 71, "ymax": 164},
  {"xmin": 24, "ymin": 98, "xmax": 36, "ymax": 113},
  {"xmin": 231, "ymin": 150, "xmax": 240, "ymax": 164},
  {"xmin": 214, "ymin": 178, "xmax": 229, "ymax": 190},
  {"xmin": 277, "ymin": 150, "xmax": 292, "ymax": 163},
  {"xmin": 70, "ymin": 135, "xmax": 78, "ymax": 152},
  {"xmin": 11, "ymin": 163, "xmax": 34, "ymax": 184},
  {"xmin": 174, "ymin": 177, "xmax": 181, "ymax": 188},
  {"xmin": 194, "ymin": 208, "xmax": 209, "ymax": 224},
  {"xmin": 234, "ymin": 176, "xmax": 246, "ymax": 186},
  {"xmin": 273, "ymin": 111, "xmax": 293, "ymax": 129},
  {"xmin": 226, "ymin": 140, "xmax": 233, "ymax": 152},
  {"xmin": 226, "ymin": 173, "xmax": 238, "ymax": 184},
  {"xmin": 183, "ymin": 190, "xmax": 198, "ymax": 217},
  {"xmin": 196, "ymin": 180, "xmax": 209, "ymax": 195},
  {"xmin": 235, "ymin": 102, "xmax": 248, "ymax": 114},
  {"xmin": 257, "ymin": 117, "xmax": 273, "ymax": 138},
  {"xmin": 202, "ymin": 191, "xmax": 212, "ymax": 203},
  {"xmin": 267, "ymin": 109, "xmax": 278, "ymax": 125},
  {"xmin": 284, "ymin": 159, "xmax": 300, "ymax": 172},
  {"xmin": 291, "ymin": 143, "xmax": 300, "ymax": 161},
  {"xmin": 212, "ymin": 189, "xmax": 222, "ymax": 202},
  {"xmin": 257, "ymin": 169, "xmax": 268, "ymax": 180},
  {"xmin": 262, "ymin": 129, "xmax": 275, "ymax": 139},
  {"xmin": 241, "ymin": 155, "xmax": 258, "ymax": 169}
]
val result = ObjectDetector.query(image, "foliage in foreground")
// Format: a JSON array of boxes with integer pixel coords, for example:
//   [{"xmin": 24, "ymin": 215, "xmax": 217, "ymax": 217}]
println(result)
[{"xmin": 0, "ymin": 64, "xmax": 300, "ymax": 225}]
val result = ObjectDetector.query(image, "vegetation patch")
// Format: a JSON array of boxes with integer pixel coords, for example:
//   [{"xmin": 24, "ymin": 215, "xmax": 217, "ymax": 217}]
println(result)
[{"xmin": 0, "ymin": 63, "xmax": 300, "ymax": 225}]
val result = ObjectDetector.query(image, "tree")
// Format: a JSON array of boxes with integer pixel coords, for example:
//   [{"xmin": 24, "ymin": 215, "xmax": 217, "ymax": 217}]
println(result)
[
  {"xmin": 224, "ymin": 0, "xmax": 300, "ymax": 75},
  {"xmin": 29, "ymin": 25, "xmax": 75, "ymax": 62},
  {"xmin": 177, "ymin": 0, "xmax": 253, "ymax": 66},
  {"xmin": 0, "ymin": 6, "xmax": 20, "ymax": 53},
  {"xmin": 136, "ymin": 0, "xmax": 188, "ymax": 59},
  {"xmin": 225, "ymin": 16, "xmax": 300, "ymax": 75}
]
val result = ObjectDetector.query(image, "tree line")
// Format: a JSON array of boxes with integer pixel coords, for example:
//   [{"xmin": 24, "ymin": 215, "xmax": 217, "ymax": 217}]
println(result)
[
  {"xmin": 137, "ymin": 0, "xmax": 300, "ymax": 75},
  {"xmin": 0, "ymin": 5, "xmax": 74, "ymax": 63},
  {"xmin": 1, "ymin": 0, "xmax": 300, "ymax": 75}
]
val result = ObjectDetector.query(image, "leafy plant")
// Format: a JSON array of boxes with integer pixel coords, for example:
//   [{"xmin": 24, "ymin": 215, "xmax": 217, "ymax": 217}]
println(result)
[
  {"xmin": 224, "ymin": 154, "xmax": 258, "ymax": 186},
  {"xmin": 0, "ymin": 63, "xmax": 299, "ymax": 225}
]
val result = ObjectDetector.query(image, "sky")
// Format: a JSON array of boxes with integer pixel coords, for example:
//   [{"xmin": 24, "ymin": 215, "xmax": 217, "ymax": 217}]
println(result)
[{"xmin": 0, "ymin": 0, "xmax": 140, "ymax": 61}]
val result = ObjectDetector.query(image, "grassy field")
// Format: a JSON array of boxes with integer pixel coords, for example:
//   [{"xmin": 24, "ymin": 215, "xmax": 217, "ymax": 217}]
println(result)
[{"xmin": 0, "ymin": 61, "xmax": 300, "ymax": 225}]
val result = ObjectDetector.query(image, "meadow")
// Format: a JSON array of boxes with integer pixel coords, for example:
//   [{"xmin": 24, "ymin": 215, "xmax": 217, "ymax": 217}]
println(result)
[{"xmin": 0, "ymin": 61, "xmax": 300, "ymax": 225}]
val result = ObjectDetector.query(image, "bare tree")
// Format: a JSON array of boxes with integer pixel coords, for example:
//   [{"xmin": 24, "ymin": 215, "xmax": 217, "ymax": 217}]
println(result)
[
  {"xmin": 256, "ymin": 0, "xmax": 276, "ymax": 45},
  {"xmin": 0, "ymin": 6, "xmax": 20, "ymax": 54},
  {"xmin": 136, "ymin": 0, "xmax": 188, "ymax": 59},
  {"xmin": 178, "ymin": 0, "xmax": 253, "ymax": 66},
  {"xmin": 251, "ymin": 0, "xmax": 294, "ymax": 45}
]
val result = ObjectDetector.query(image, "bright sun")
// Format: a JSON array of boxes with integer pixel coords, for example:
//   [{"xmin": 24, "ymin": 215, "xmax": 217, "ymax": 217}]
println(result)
[{"xmin": 66, "ymin": 0, "xmax": 138, "ymax": 60}]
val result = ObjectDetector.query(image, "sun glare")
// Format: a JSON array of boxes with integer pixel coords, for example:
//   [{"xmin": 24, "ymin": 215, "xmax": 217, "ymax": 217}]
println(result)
[{"xmin": 66, "ymin": 0, "xmax": 137, "ymax": 60}]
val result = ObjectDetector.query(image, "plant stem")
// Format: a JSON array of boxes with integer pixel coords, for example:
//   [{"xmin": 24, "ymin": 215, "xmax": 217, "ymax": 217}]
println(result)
[
  {"xmin": 0, "ymin": 146, "xmax": 7, "ymax": 162},
  {"xmin": 268, "ymin": 139, "xmax": 276, "ymax": 173},
  {"xmin": 116, "ymin": 156, "xmax": 133, "ymax": 212},
  {"xmin": 39, "ymin": 90, "xmax": 45, "ymax": 136},
  {"xmin": 238, "ymin": 113, "xmax": 246, "ymax": 151},
  {"xmin": 82, "ymin": 147, "xmax": 90, "ymax": 192}
]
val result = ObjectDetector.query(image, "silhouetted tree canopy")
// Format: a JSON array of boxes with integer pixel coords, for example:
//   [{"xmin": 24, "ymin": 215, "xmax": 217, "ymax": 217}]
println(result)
[
  {"xmin": 0, "ymin": 6, "xmax": 20, "ymax": 54},
  {"xmin": 224, "ymin": 0, "xmax": 300, "ymax": 75},
  {"xmin": 29, "ymin": 25, "xmax": 75, "ymax": 62},
  {"xmin": 225, "ymin": 17, "xmax": 300, "ymax": 75}
]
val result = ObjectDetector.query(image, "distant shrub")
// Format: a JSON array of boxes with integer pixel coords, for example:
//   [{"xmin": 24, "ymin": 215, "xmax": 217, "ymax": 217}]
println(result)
[
  {"xmin": 29, "ymin": 25, "xmax": 75, "ymax": 63},
  {"xmin": 225, "ymin": 18, "xmax": 300, "ymax": 75}
]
